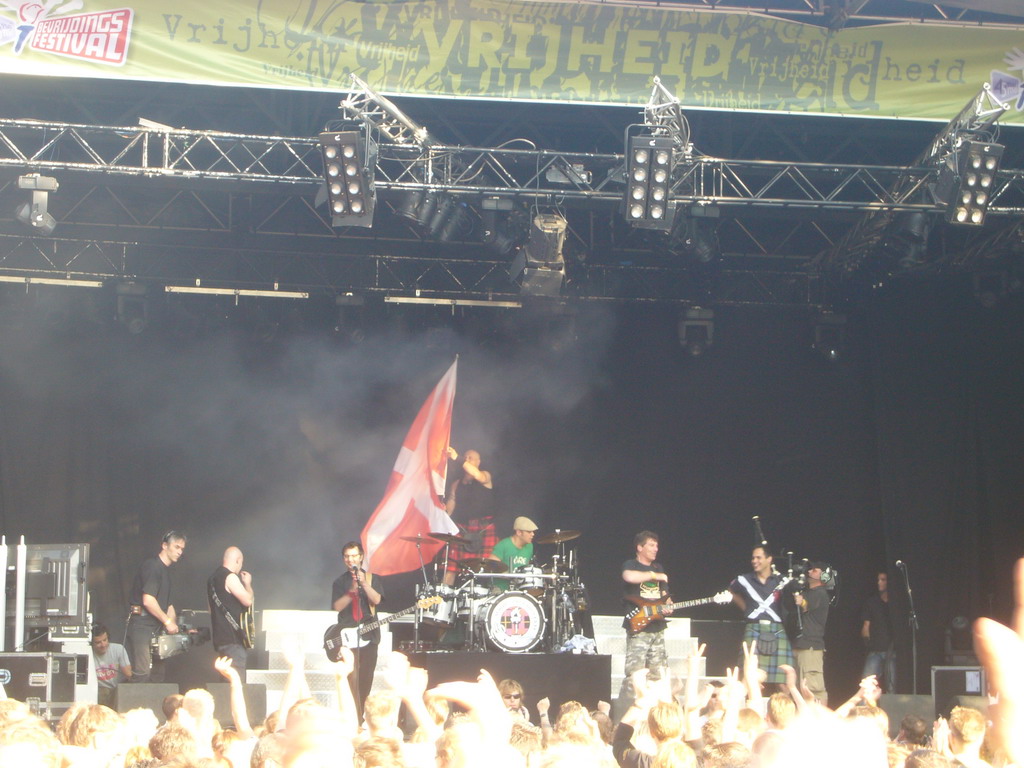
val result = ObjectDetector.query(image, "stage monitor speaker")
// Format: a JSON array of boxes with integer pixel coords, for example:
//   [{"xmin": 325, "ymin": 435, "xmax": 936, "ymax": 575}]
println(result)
[
  {"xmin": 932, "ymin": 666, "xmax": 985, "ymax": 719},
  {"xmin": 879, "ymin": 694, "xmax": 934, "ymax": 739},
  {"xmin": 207, "ymin": 682, "xmax": 267, "ymax": 727},
  {"xmin": 114, "ymin": 683, "xmax": 180, "ymax": 722}
]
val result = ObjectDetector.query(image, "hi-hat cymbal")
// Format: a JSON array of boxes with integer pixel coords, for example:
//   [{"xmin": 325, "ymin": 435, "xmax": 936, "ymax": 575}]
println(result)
[
  {"xmin": 428, "ymin": 532, "xmax": 470, "ymax": 546},
  {"xmin": 400, "ymin": 535, "xmax": 435, "ymax": 543},
  {"xmin": 535, "ymin": 529, "xmax": 581, "ymax": 545},
  {"xmin": 460, "ymin": 557, "xmax": 508, "ymax": 574}
]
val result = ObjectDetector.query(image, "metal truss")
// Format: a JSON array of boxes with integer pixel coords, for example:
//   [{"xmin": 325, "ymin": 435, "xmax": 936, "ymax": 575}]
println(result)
[
  {"xmin": 2, "ymin": 117, "xmax": 1022, "ymax": 305},
  {"xmin": 815, "ymin": 84, "xmax": 1019, "ymax": 282},
  {"xmin": 7, "ymin": 117, "xmax": 1024, "ymax": 216},
  {"xmin": 0, "ymin": 232, "xmax": 818, "ymax": 307}
]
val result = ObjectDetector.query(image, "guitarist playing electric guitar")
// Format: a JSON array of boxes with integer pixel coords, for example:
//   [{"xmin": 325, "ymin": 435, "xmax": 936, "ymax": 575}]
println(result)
[
  {"xmin": 331, "ymin": 540, "xmax": 383, "ymax": 716},
  {"xmin": 208, "ymin": 546, "xmax": 255, "ymax": 679},
  {"xmin": 620, "ymin": 530, "xmax": 672, "ymax": 702}
]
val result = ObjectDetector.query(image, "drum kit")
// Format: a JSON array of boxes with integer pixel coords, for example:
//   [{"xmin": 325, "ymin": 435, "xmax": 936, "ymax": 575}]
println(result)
[{"xmin": 399, "ymin": 529, "xmax": 590, "ymax": 653}]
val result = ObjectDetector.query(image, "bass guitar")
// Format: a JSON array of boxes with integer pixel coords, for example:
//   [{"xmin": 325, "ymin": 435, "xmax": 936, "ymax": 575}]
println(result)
[
  {"xmin": 323, "ymin": 596, "xmax": 442, "ymax": 660},
  {"xmin": 625, "ymin": 590, "xmax": 733, "ymax": 634}
]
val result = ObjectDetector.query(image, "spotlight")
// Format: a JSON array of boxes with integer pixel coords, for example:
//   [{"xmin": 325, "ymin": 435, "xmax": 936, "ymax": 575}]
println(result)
[
  {"xmin": 481, "ymin": 201, "xmax": 522, "ymax": 258},
  {"xmin": 681, "ymin": 218, "xmax": 720, "ymax": 263},
  {"xmin": 811, "ymin": 311, "xmax": 846, "ymax": 361},
  {"xmin": 116, "ymin": 282, "xmax": 148, "ymax": 335},
  {"xmin": 510, "ymin": 213, "xmax": 567, "ymax": 297},
  {"xmin": 888, "ymin": 211, "xmax": 933, "ymax": 269},
  {"xmin": 15, "ymin": 174, "xmax": 58, "ymax": 235},
  {"xmin": 933, "ymin": 141, "xmax": 1004, "ymax": 227},
  {"xmin": 319, "ymin": 130, "xmax": 376, "ymax": 228},
  {"xmin": 678, "ymin": 306, "xmax": 714, "ymax": 356},
  {"xmin": 624, "ymin": 134, "xmax": 675, "ymax": 230},
  {"xmin": 334, "ymin": 292, "xmax": 366, "ymax": 343}
]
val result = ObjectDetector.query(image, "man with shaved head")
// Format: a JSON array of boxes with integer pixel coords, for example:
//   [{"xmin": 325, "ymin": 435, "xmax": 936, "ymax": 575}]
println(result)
[{"xmin": 207, "ymin": 545, "xmax": 254, "ymax": 678}]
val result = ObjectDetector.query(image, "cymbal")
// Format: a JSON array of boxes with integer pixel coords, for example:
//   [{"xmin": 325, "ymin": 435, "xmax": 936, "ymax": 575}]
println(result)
[
  {"xmin": 535, "ymin": 530, "xmax": 581, "ymax": 545},
  {"xmin": 428, "ymin": 532, "xmax": 470, "ymax": 546},
  {"xmin": 400, "ymin": 535, "xmax": 434, "ymax": 543},
  {"xmin": 460, "ymin": 557, "xmax": 508, "ymax": 574}
]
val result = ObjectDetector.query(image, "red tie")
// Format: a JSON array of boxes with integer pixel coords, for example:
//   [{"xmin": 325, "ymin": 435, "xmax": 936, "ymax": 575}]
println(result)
[{"xmin": 350, "ymin": 575, "xmax": 363, "ymax": 621}]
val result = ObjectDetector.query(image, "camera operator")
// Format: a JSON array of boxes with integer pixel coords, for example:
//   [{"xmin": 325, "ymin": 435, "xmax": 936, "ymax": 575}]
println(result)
[{"xmin": 791, "ymin": 561, "xmax": 831, "ymax": 705}]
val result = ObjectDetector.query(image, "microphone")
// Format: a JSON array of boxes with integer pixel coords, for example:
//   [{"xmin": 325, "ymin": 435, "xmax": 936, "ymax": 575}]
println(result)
[{"xmin": 895, "ymin": 560, "xmax": 905, "ymax": 568}]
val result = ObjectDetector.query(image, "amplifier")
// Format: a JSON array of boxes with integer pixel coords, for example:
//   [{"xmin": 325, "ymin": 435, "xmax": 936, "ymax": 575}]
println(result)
[{"xmin": 0, "ymin": 652, "xmax": 76, "ymax": 720}]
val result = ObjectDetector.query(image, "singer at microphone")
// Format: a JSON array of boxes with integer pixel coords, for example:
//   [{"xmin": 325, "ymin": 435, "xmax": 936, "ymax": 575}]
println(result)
[
  {"xmin": 331, "ymin": 541, "xmax": 384, "ymax": 715},
  {"xmin": 860, "ymin": 568, "xmax": 898, "ymax": 693}
]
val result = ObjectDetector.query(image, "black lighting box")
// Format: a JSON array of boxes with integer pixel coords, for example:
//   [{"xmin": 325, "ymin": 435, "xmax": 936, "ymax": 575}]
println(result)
[{"xmin": 0, "ymin": 652, "xmax": 76, "ymax": 719}]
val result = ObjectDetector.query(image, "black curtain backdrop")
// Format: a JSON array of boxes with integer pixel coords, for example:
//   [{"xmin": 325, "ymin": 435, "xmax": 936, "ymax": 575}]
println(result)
[{"xmin": 1, "ymin": 280, "xmax": 1021, "ymax": 699}]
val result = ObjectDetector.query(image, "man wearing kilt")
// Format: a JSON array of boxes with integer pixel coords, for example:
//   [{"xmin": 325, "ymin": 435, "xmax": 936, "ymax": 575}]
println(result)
[
  {"xmin": 442, "ymin": 446, "xmax": 496, "ymax": 586},
  {"xmin": 730, "ymin": 545, "xmax": 794, "ymax": 686}
]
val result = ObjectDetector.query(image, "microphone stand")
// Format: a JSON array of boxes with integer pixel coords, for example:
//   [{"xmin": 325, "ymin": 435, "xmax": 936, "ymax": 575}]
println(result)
[
  {"xmin": 350, "ymin": 567, "xmax": 362, "ymax": 704},
  {"xmin": 899, "ymin": 561, "xmax": 919, "ymax": 695}
]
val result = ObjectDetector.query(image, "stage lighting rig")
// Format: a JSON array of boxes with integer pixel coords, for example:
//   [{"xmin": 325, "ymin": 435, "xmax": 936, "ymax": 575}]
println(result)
[
  {"xmin": 511, "ymin": 212, "xmax": 567, "ymax": 297},
  {"xmin": 319, "ymin": 129, "xmax": 377, "ymax": 228},
  {"xmin": 678, "ymin": 306, "xmax": 714, "ymax": 356},
  {"xmin": 15, "ymin": 174, "xmax": 59, "ymax": 235},
  {"xmin": 933, "ymin": 140, "xmax": 1004, "ymax": 227}
]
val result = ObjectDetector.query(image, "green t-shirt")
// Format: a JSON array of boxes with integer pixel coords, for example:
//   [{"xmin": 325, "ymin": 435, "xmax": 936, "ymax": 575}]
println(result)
[{"xmin": 491, "ymin": 537, "xmax": 534, "ymax": 591}]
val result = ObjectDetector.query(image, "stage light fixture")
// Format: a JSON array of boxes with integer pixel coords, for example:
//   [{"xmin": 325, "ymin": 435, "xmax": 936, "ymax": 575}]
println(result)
[
  {"xmin": 625, "ymin": 135, "xmax": 675, "ymax": 230},
  {"xmin": 510, "ymin": 213, "xmax": 567, "ymax": 297},
  {"xmin": 811, "ymin": 311, "xmax": 847, "ymax": 362},
  {"xmin": 15, "ymin": 174, "xmax": 59, "ymax": 235},
  {"xmin": 933, "ymin": 141, "xmax": 1004, "ymax": 226},
  {"xmin": 116, "ymin": 282, "xmax": 149, "ymax": 335},
  {"xmin": 319, "ymin": 130, "xmax": 376, "ymax": 228},
  {"xmin": 677, "ymin": 306, "xmax": 714, "ymax": 356}
]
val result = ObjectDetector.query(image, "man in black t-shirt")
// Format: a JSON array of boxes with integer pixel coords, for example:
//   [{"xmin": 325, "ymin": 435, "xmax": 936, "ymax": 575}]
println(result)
[
  {"xmin": 792, "ymin": 561, "xmax": 831, "ymax": 704},
  {"xmin": 861, "ymin": 570, "xmax": 896, "ymax": 692},
  {"xmin": 127, "ymin": 531, "xmax": 186, "ymax": 683},
  {"xmin": 621, "ymin": 530, "xmax": 672, "ymax": 701},
  {"xmin": 208, "ymin": 546, "xmax": 254, "ymax": 679},
  {"xmin": 331, "ymin": 541, "xmax": 384, "ymax": 715}
]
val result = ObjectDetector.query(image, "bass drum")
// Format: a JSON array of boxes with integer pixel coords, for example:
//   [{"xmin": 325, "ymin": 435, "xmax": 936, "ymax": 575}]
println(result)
[{"xmin": 480, "ymin": 591, "xmax": 546, "ymax": 653}]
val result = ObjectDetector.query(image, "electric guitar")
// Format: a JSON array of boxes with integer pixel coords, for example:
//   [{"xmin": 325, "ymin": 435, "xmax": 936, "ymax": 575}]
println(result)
[
  {"xmin": 323, "ymin": 596, "xmax": 442, "ymax": 659},
  {"xmin": 240, "ymin": 605, "xmax": 255, "ymax": 649},
  {"xmin": 624, "ymin": 590, "xmax": 733, "ymax": 634}
]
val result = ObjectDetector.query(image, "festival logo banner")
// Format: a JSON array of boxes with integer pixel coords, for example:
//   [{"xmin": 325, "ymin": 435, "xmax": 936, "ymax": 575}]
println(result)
[{"xmin": 0, "ymin": 0, "xmax": 1021, "ymax": 124}]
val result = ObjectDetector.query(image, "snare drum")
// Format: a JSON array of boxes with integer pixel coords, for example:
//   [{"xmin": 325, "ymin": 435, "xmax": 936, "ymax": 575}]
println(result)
[
  {"xmin": 478, "ymin": 591, "xmax": 546, "ymax": 653},
  {"xmin": 419, "ymin": 585, "xmax": 456, "ymax": 627},
  {"xmin": 513, "ymin": 565, "xmax": 546, "ymax": 598}
]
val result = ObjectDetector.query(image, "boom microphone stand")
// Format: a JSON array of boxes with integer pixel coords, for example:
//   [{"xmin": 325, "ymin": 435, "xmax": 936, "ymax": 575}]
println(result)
[{"xmin": 897, "ymin": 560, "xmax": 919, "ymax": 694}]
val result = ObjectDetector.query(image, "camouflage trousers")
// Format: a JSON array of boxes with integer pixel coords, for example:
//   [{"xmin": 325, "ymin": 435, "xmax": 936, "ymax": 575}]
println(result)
[{"xmin": 621, "ymin": 628, "xmax": 668, "ymax": 699}]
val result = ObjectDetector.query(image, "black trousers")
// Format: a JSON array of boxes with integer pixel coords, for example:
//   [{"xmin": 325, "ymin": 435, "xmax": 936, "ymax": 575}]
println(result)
[{"xmin": 349, "ymin": 642, "xmax": 378, "ymax": 716}]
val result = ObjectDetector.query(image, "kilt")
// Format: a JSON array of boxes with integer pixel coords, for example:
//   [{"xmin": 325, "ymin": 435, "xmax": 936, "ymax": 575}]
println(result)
[
  {"xmin": 742, "ymin": 620, "xmax": 793, "ymax": 684},
  {"xmin": 445, "ymin": 516, "xmax": 497, "ymax": 575}
]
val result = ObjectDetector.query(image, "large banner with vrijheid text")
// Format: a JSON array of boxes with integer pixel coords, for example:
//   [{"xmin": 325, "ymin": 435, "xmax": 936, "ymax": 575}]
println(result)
[{"xmin": 2, "ymin": 0, "xmax": 1024, "ymax": 123}]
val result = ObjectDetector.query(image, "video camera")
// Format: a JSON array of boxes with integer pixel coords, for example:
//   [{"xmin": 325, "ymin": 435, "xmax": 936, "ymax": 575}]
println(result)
[{"xmin": 151, "ymin": 623, "xmax": 210, "ymax": 660}]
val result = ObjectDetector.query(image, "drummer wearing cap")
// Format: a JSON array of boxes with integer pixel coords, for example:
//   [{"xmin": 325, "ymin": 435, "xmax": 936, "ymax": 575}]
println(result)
[{"xmin": 489, "ymin": 516, "xmax": 538, "ymax": 591}]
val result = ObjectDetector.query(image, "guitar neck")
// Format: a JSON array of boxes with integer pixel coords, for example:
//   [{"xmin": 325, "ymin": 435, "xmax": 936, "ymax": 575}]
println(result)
[
  {"xmin": 359, "ymin": 604, "xmax": 417, "ymax": 634},
  {"xmin": 665, "ymin": 596, "xmax": 714, "ymax": 612}
]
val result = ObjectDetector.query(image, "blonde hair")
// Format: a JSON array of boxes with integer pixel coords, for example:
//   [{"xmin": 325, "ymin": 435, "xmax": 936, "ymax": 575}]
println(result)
[
  {"xmin": 766, "ymin": 692, "xmax": 796, "ymax": 729},
  {"xmin": 654, "ymin": 741, "xmax": 698, "ymax": 768},
  {"xmin": 647, "ymin": 701, "xmax": 684, "ymax": 743}
]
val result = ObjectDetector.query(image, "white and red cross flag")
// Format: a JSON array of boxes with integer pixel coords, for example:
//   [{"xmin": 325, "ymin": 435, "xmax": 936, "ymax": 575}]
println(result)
[{"xmin": 361, "ymin": 359, "xmax": 459, "ymax": 575}]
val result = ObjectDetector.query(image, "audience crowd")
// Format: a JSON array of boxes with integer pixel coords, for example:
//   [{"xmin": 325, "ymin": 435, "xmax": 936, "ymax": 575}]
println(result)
[{"xmin": 1, "ymin": 558, "xmax": 1022, "ymax": 768}]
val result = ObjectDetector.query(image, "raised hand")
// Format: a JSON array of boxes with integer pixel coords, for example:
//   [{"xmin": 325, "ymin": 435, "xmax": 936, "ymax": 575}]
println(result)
[
  {"xmin": 331, "ymin": 646, "xmax": 355, "ymax": 680},
  {"xmin": 213, "ymin": 656, "xmax": 240, "ymax": 682},
  {"xmin": 974, "ymin": 558, "xmax": 1024, "ymax": 764}
]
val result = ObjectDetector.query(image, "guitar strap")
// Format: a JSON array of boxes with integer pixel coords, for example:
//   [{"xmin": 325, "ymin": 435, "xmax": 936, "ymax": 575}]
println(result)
[
  {"xmin": 207, "ymin": 575, "xmax": 244, "ymax": 637},
  {"xmin": 736, "ymin": 575, "xmax": 783, "ymax": 622}
]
